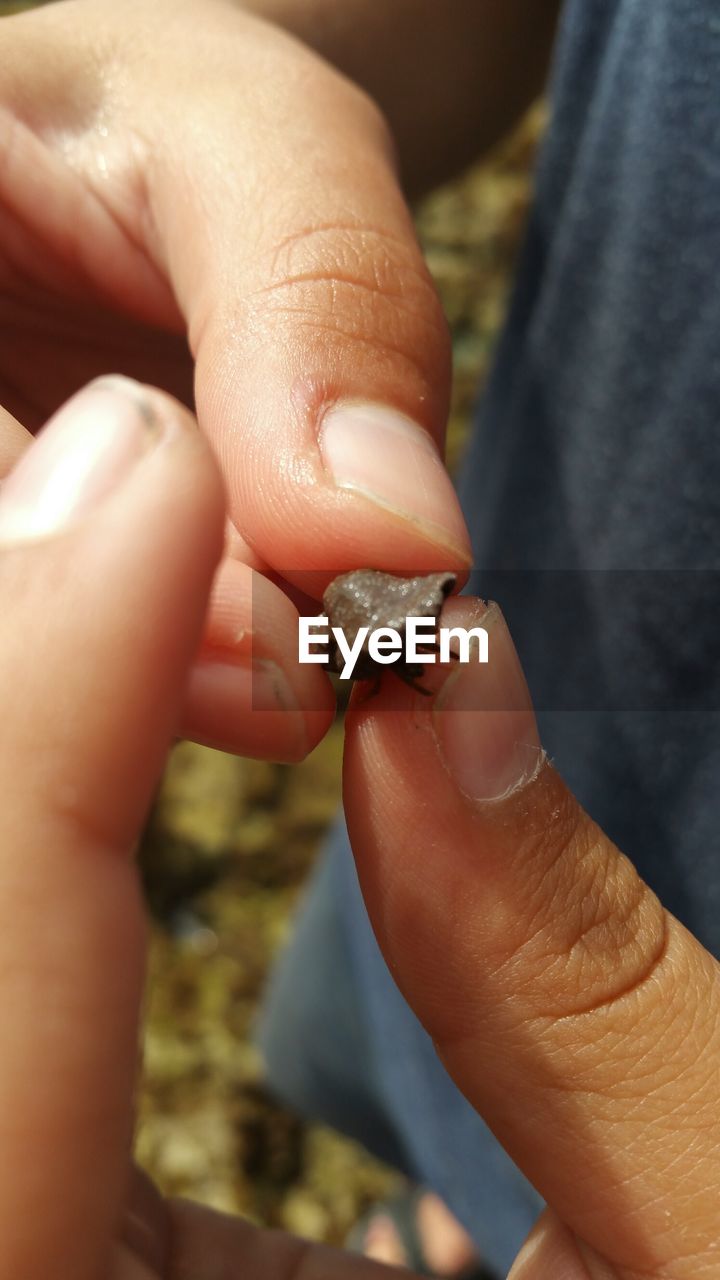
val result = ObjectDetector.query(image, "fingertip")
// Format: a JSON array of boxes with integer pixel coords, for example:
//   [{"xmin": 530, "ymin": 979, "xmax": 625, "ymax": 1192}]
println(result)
[
  {"xmin": 181, "ymin": 656, "xmax": 334, "ymax": 763},
  {"xmin": 194, "ymin": 315, "xmax": 471, "ymax": 581},
  {"xmin": 316, "ymin": 400, "xmax": 472, "ymax": 568},
  {"xmin": 509, "ymin": 1214, "xmax": 595, "ymax": 1280},
  {"xmin": 184, "ymin": 556, "xmax": 336, "ymax": 759}
]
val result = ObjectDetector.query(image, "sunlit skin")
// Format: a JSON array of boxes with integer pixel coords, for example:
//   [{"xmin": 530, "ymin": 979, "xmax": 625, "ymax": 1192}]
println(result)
[
  {"xmin": 0, "ymin": 0, "xmax": 474, "ymax": 768},
  {"xmin": 1, "ymin": 380, "xmax": 719, "ymax": 1280},
  {"xmin": 1, "ymin": 3, "xmax": 718, "ymax": 1277}
]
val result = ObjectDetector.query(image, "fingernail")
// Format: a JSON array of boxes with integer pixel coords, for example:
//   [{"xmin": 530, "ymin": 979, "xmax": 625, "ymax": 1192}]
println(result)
[
  {"xmin": 433, "ymin": 602, "xmax": 544, "ymax": 802},
  {"xmin": 195, "ymin": 657, "xmax": 302, "ymax": 711},
  {"xmin": 250, "ymin": 658, "xmax": 303, "ymax": 714},
  {"xmin": 0, "ymin": 376, "xmax": 161, "ymax": 543},
  {"xmin": 186, "ymin": 657, "xmax": 308, "ymax": 753},
  {"xmin": 319, "ymin": 402, "xmax": 469, "ymax": 556}
]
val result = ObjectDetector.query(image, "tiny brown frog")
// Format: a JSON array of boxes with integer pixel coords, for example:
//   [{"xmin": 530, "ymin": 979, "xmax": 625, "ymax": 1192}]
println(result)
[{"xmin": 322, "ymin": 569, "xmax": 456, "ymax": 693}]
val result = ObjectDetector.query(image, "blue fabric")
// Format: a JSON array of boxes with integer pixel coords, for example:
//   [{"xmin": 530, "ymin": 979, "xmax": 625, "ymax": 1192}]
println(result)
[{"xmin": 260, "ymin": 2, "xmax": 720, "ymax": 1275}]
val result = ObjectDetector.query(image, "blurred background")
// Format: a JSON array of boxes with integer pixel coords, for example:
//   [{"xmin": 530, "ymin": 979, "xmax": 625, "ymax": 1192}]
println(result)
[{"xmin": 2, "ymin": 0, "xmax": 543, "ymax": 1246}]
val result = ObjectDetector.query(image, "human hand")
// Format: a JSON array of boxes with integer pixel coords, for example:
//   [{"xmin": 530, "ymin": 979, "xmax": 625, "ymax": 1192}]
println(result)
[
  {"xmin": 5, "ymin": 381, "xmax": 714, "ymax": 1280},
  {"xmin": 0, "ymin": 376, "xmax": 420, "ymax": 1280},
  {"xmin": 343, "ymin": 598, "xmax": 720, "ymax": 1279},
  {"xmin": 0, "ymin": 0, "xmax": 471, "ymax": 759}
]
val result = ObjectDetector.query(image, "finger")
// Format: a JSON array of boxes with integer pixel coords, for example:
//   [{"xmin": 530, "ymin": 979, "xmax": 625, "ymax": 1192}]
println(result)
[
  {"xmin": 508, "ymin": 1210, "xmax": 611, "ymax": 1280},
  {"xmin": 0, "ymin": 376, "xmax": 224, "ymax": 1280},
  {"xmin": 181, "ymin": 555, "xmax": 335, "ymax": 759},
  {"xmin": 343, "ymin": 599, "xmax": 720, "ymax": 1279},
  {"xmin": 0, "ymin": 405, "xmax": 334, "ymax": 762},
  {"xmin": 160, "ymin": 30, "xmax": 470, "ymax": 587},
  {"xmin": 14, "ymin": 0, "xmax": 471, "ymax": 588}
]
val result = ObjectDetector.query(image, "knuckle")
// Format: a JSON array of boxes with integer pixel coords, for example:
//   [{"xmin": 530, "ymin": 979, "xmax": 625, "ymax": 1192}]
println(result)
[
  {"xmin": 250, "ymin": 222, "xmax": 449, "ymax": 383},
  {"xmin": 505, "ymin": 790, "xmax": 670, "ymax": 1021},
  {"xmin": 552, "ymin": 849, "xmax": 669, "ymax": 1020}
]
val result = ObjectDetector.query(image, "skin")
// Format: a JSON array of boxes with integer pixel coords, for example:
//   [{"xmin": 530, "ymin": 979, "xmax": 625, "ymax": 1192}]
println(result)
[
  {"xmin": 1, "ymin": 381, "xmax": 718, "ymax": 1280},
  {"xmin": 1, "ymin": 2, "xmax": 717, "ymax": 1275},
  {"xmin": 0, "ymin": 0, "xmax": 558, "ymax": 762},
  {"xmin": 235, "ymin": 0, "xmax": 562, "ymax": 196}
]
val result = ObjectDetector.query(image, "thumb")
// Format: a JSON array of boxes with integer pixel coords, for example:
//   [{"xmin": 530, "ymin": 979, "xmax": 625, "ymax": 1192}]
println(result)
[
  {"xmin": 138, "ymin": 8, "xmax": 471, "ymax": 588},
  {"xmin": 0, "ymin": 377, "xmax": 224, "ymax": 1279},
  {"xmin": 344, "ymin": 599, "xmax": 720, "ymax": 1280}
]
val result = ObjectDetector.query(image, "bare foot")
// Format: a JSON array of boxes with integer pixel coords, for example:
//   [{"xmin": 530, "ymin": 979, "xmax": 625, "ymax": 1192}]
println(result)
[
  {"xmin": 362, "ymin": 1213, "xmax": 413, "ymax": 1268},
  {"xmin": 359, "ymin": 1191, "xmax": 479, "ymax": 1276},
  {"xmin": 416, "ymin": 1194, "xmax": 477, "ymax": 1277}
]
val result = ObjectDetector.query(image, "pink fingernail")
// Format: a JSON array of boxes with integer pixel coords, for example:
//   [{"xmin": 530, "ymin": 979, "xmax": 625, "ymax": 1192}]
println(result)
[
  {"xmin": 0, "ymin": 376, "xmax": 160, "ymax": 544},
  {"xmin": 319, "ymin": 401, "xmax": 469, "ymax": 557},
  {"xmin": 433, "ymin": 602, "xmax": 545, "ymax": 802}
]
